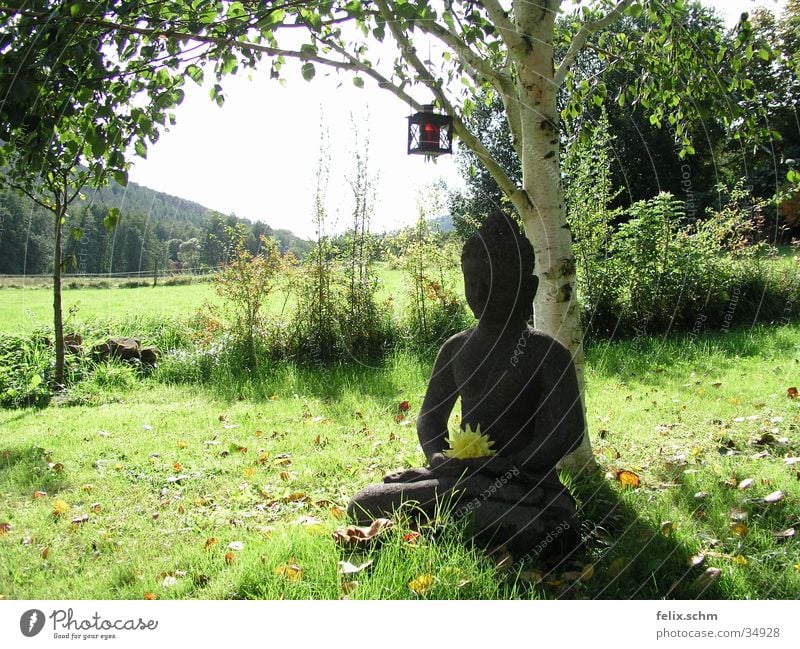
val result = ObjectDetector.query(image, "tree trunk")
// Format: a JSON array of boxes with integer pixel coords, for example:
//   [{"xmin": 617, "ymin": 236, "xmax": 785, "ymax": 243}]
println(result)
[
  {"xmin": 53, "ymin": 203, "xmax": 65, "ymax": 388},
  {"xmin": 515, "ymin": 1, "xmax": 596, "ymax": 472}
]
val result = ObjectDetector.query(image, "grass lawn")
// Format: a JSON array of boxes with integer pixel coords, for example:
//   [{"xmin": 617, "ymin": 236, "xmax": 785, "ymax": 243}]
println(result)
[
  {"xmin": 1, "ymin": 325, "xmax": 798, "ymax": 599},
  {"xmin": 0, "ymin": 263, "xmax": 415, "ymax": 334}
]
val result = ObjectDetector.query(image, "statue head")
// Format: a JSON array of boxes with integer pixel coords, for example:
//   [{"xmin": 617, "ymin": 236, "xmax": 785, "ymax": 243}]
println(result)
[{"xmin": 461, "ymin": 211, "xmax": 538, "ymax": 323}]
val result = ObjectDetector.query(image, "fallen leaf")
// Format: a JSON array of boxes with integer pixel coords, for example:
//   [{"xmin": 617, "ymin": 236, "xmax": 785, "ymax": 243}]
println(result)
[
  {"xmin": 689, "ymin": 554, "xmax": 706, "ymax": 568},
  {"xmin": 729, "ymin": 507, "xmax": 749, "ymax": 521},
  {"xmin": 0, "ymin": 522, "xmax": 11, "ymax": 536},
  {"xmin": 172, "ymin": 461, "xmax": 183, "ymax": 472},
  {"xmin": 394, "ymin": 413, "xmax": 405, "ymax": 422},
  {"xmin": 40, "ymin": 547, "xmax": 49, "ymax": 559},
  {"xmin": 341, "ymin": 580, "xmax": 358, "ymax": 595},
  {"xmin": 279, "ymin": 471, "xmax": 290, "ymax": 481},
  {"xmin": 243, "ymin": 467, "xmax": 255, "ymax": 479},
  {"xmin": 737, "ymin": 478, "xmax": 755, "ymax": 490},
  {"xmin": 693, "ymin": 567, "xmax": 721, "ymax": 591},
  {"xmin": 329, "ymin": 505, "xmax": 346, "ymax": 520},
  {"xmin": 162, "ymin": 575, "xmax": 177, "ymax": 588},
  {"xmin": 763, "ymin": 490, "xmax": 785, "ymax": 504},
  {"xmin": 788, "ymin": 387, "xmax": 798, "ymax": 399},
  {"xmin": 402, "ymin": 531, "xmax": 421, "ymax": 544},
  {"xmin": 733, "ymin": 555, "xmax": 748, "ymax": 566},
  {"xmin": 338, "ymin": 559, "xmax": 373, "ymax": 576},
  {"xmin": 284, "ymin": 492, "xmax": 307, "ymax": 502},
  {"xmin": 82, "ymin": 484, "xmax": 94, "ymax": 493},
  {"xmin": 399, "ymin": 400, "xmax": 410, "ymax": 412},
  {"xmin": 730, "ymin": 522, "xmax": 749, "ymax": 536},
  {"xmin": 33, "ymin": 490, "xmax": 47, "ymax": 499},
  {"xmin": 49, "ymin": 462, "xmax": 64, "ymax": 473},
  {"xmin": 694, "ymin": 491, "xmax": 708, "ymax": 500},
  {"xmin": 274, "ymin": 561, "xmax": 302, "ymax": 581},
  {"xmin": 783, "ymin": 457, "xmax": 800, "ymax": 466},
  {"xmin": 617, "ymin": 470, "xmax": 641, "ymax": 489},
  {"xmin": 90, "ymin": 503, "xmax": 101, "ymax": 513},
  {"xmin": 228, "ymin": 541, "xmax": 245, "ymax": 551},
  {"xmin": 332, "ymin": 518, "xmax": 394, "ymax": 549},
  {"xmin": 607, "ymin": 557, "xmax": 629, "ymax": 577},
  {"xmin": 660, "ymin": 521, "xmax": 675, "ymax": 537},
  {"xmin": 52, "ymin": 500, "xmax": 70, "ymax": 517},
  {"xmin": 408, "ymin": 574, "xmax": 435, "ymax": 595},
  {"xmin": 772, "ymin": 528, "xmax": 795, "ymax": 539},
  {"xmin": 177, "ymin": 440, "xmax": 188, "ymax": 449},
  {"xmin": 518, "ymin": 569, "xmax": 545, "ymax": 585},
  {"xmin": 70, "ymin": 514, "xmax": 89, "ymax": 526},
  {"xmin": 274, "ymin": 457, "xmax": 291, "ymax": 466},
  {"xmin": 204, "ymin": 537, "xmax": 218, "ymax": 550},
  {"xmin": 143, "ymin": 592, "xmax": 157, "ymax": 600},
  {"xmin": 224, "ymin": 551, "xmax": 236, "ymax": 565}
]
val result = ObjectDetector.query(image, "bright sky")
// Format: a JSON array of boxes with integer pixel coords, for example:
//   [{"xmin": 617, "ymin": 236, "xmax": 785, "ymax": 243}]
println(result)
[{"xmin": 127, "ymin": 0, "xmax": 787, "ymax": 240}]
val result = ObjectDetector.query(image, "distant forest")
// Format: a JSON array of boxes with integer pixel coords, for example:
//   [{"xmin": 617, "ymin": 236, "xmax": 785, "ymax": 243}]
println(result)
[{"xmin": 0, "ymin": 179, "xmax": 311, "ymax": 275}]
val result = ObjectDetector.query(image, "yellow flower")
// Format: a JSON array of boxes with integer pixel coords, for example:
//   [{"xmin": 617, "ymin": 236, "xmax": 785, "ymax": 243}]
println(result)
[{"xmin": 443, "ymin": 423, "xmax": 495, "ymax": 459}]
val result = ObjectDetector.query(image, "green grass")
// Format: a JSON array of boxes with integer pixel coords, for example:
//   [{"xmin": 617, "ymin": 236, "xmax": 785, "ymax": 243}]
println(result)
[
  {"xmin": 1, "ymin": 325, "xmax": 799, "ymax": 599},
  {"xmin": 0, "ymin": 282, "xmax": 221, "ymax": 333}
]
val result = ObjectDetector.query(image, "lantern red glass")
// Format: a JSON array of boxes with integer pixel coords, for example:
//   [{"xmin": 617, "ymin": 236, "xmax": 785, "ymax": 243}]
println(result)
[{"xmin": 407, "ymin": 104, "xmax": 453, "ymax": 157}]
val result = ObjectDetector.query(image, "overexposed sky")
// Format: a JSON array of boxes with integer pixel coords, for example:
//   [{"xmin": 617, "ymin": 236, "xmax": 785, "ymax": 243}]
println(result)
[{"xmin": 127, "ymin": 0, "xmax": 787, "ymax": 240}]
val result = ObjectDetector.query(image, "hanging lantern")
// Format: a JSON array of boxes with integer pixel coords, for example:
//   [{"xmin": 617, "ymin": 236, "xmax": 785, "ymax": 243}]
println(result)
[{"xmin": 407, "ymin": 104, "xmax": 453, "ymax": 157}]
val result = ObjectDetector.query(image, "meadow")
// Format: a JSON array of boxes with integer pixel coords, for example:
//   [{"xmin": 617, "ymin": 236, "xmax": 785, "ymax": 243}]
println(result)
[{"xmin": 1, "ymin": 312, "xmax": 798, "ymax": 599}]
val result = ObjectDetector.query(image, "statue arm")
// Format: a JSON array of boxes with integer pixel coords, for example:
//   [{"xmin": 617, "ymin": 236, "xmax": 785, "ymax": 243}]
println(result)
[
  {"xmin": 417, "ymin": 337, "xmax": 460, "ymax": 464},
  {"xmin": 512, "ymin": 343, "xmax": 585, "ymax": 474}
]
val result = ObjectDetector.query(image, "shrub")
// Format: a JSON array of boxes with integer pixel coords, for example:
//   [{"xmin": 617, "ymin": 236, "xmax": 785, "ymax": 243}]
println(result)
[{"xmin": 0, "ymin": 333, "xmax": 52, "ymax": 408}]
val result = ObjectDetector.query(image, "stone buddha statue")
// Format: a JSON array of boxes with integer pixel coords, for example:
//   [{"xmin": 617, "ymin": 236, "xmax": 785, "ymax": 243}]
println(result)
[{"xmin": 348, "ymin": 212, "xmax": 584, "ymax": 559}]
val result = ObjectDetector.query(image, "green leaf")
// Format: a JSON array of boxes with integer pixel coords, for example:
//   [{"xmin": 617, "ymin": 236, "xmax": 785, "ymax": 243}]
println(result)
[
  {"xmin": 28, "ymin": 374, "xmax": 42, "ymax": 389},
  {"xmin": 104, "ymin": 207, "xmax": 120, "ymax": 231},
  {"xmin": 186, "ymin": 64, "xmax": 204, "ymax": 85},
  {"xmin": 112, "ymin": 170, "xmax": 128, "ymax": 187},
  {"xmin": 301, "ymin": 62, "xmax": 315, "ymax": 81},
  {"xmin": 134, "ymin": 140, "xmax": 147, "ymax": 158},
  {"xmin": 70, "ymin": 227, "xmax": 83, "ymax": 242},
  {"xmin": 758, "ymin": 47, "xmax": 770, "ymax": 61},
  {"xmin": 352, "ymin": 76, "xmax": 364, "ymax": 89}
]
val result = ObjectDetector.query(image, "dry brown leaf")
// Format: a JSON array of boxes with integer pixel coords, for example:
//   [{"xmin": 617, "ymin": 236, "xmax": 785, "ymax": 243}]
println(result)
[
  {"xmin": 52, "ymin": 499, "xmax": 70, "ymax": 517},
  {"xmin": 332, "ymin": 518, "xmax": 394, "ymax": 549},
  {"xmin": 284, "ymin": 492, "xmax": 308, "ymax": 502},
  {"xmin": 399, "ymin": 400, "xmax": 410, "ymax": 412},
  {"xmin": 172, "ymin": 461, "xmax": 182, "ymax": 472},
  {"xmin": 1, "ymin": 521, "xmax": 14, "ymax": 536},
  {"xmin": 33, "ymin": 490, "xmax": 47, "ymax": 499},
  {"xmin": 689, "ymin": 553, "xmax": 706, "ymax": 568},
  {"xmin": 617, "ymin": 470, "xmax": 641, "ymax": 489},
  {"xmin": 143, "ymin": 592, "xmax": 157, "ymax": 600},
  {"xmin": 274, "ymin": 458, "xmax": 291, "ymax": 466},
  {"xmin": 224, "ymin": 551, "xmax": 235, "ymax": 565},
  {"xmin": 660, "ymin": 521, "xmax": 675, "ymax": 537},
  {"xmin": 71, "ymin": 514, "xmax": 89, "ymax": 525},
  {"xmin": 40, "ymin": 547, "xmax": 49, "ymax": 560},
  {"xmin": 90, "ymin": 503, "xmax": 101, "ymax": 513},
  {"xmin": 279, "ymin": 470, "xmax": 290, "ymax": 481},
  {"xmin": 729, "ymin": 507, "xmax": 749, "ymax": 521},
  {"xmin": 243, "ymin": 467, "xmax": 255, "ymax": 479},
  {"xmin": 763, "ymin": 490, "xmax": 785, "ymax": 504},
  {"xmin": 329, "ymin": 505, "xmax": 346, "ymax": 520},
  {"xmin": 204, "ymin": 537, "xmax": 218, "ymax": 550},
  {"xmin": 338, "ymin": 559, "xmax": 373, "ymax": 576},
  {"xmin": 693, "ymin": 567, "xmax": 721, "ymax": 591},
  {"xmin": 788, "ymin": 387, "xmax": 798, "ymax": 399}
]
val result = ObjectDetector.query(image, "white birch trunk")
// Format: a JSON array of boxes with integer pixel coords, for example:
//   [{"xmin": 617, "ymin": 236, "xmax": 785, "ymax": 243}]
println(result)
[{"xmin": 513, "ymin": 0, "xmax": 596, "ymax": 472}]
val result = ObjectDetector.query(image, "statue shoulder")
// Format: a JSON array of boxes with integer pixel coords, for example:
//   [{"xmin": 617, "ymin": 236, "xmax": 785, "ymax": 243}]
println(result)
[{"xmin": 523, "ymin": 327, "xmax": 575, "ymax": 366}]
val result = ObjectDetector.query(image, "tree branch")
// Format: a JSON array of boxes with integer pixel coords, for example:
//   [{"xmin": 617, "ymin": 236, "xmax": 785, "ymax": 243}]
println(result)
[
  {"xmin": 554, "ymin": 0, "xmax": 633, "ymax": 87},
  {"xmin": 476, "ymin": 0, "xmax": 526, "ymax": 57},
  {"xmin": 374, "ymin": 0, "xmax": 529, "ymax": 212}
]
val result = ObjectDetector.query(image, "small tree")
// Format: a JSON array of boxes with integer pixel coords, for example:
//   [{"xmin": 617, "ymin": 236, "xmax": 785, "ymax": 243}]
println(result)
[{"xmin": 215, "ymin": 232, "xmax": 285, "ymax": 369}]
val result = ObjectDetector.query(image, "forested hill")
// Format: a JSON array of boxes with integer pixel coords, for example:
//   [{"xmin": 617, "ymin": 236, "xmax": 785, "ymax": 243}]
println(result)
[{"xmin": 0, "ymin": 179, "xmax": 311, "ymax": 275}]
